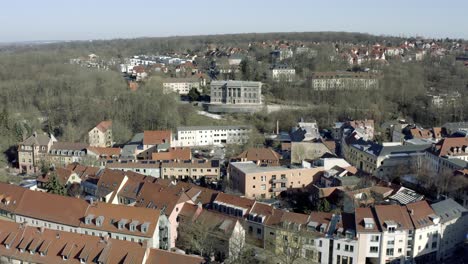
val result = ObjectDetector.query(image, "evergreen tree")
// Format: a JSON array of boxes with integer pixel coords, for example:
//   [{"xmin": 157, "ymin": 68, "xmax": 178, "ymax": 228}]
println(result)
[{"xmin": 45, "ymin": 172, "xmax": 66, "ymax": 195}]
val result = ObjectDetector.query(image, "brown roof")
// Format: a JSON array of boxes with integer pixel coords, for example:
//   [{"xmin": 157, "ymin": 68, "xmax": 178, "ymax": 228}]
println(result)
[
  {"xmin": 95, "ymin": 120, "xmax": 112, "ymax": 133},
  {"xmin": 146, "ymin": 248, "xmax": 204, "ymax": 264},
  {"xmin": 406, "ymin": 200, "xmax": 436, "ymax": 229},
  {"xmin": 87, "ymin": 147, "xmax": 121, "ymax": 157},
  {"xmin": 0, "ymin": 183, "xmax": 27, "ymax": 212},
  {"xmin": 249, "ymin": 202, "xmax": 274, "ymax": 218},
  {"xmin": 0, "ymin": 220, "xmax": 146, "ymax": 264},
  {"xmin": 410, "ymin": 128, "xmax": 432, "ymax": 139},
  {"xmin": 134, "ymin": 182, "xmax": 192, "ymax": 215},
  {"xmin": 50, "ymin": 141, "xmax": 88, "ymax": 151},
  {"xmin": 179, "ymin": 203, "xmax": 202, "ymax": 221},
  {"xmin": 143, "ymin": 130, "xmax": 172, "ymax": 145},
  {"xmin": 355, "ymin": 207, "xmax": 380, "ymax": 233},
  {"xmin": 213, "ymin": 193, "xmax": 255, "ymax": 211},
  {"xmin": 191, "ymin": 209, "xmax": 240, "ymax": 237},
  {"xmin": 374, "ymin": 204, "xmax": 413, "ymax": 230},
  {"xmin": 161, "ymin": 159, "xmax": 218, "ymax": 169},
  {"xmin": 432, "ymin": 127, "xmax": 442, "ymax": 138},
  {"xmin": 280, "ymin": 211, "xmax": 310, "ymax": 225},
  {"xmin": 37, "ymin": 167, "xmax": 75, "ymax": 185},
  {"xmin": 83, "ymin": 202, "xmax": 160, "ymax": 238},
  {"xmin": 14, "ymin": 190, "xmax": 89, "ymax": 226},
  {"xmin": 431, "ymin": 137, "xmax": 468, "ymax": 157},
  {"xmin": 235, "ymin": 148, "xmax": 281, "ymax": 162},
  {"xmin": 152, "ymin": 147, "xmax": 192, "ymax": 161}
]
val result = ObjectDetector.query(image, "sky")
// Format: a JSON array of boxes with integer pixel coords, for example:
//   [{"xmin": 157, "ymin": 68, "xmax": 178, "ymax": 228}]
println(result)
[{"xmin": 1, "ymin": 0, "xmax": 468, "ymax": 42}]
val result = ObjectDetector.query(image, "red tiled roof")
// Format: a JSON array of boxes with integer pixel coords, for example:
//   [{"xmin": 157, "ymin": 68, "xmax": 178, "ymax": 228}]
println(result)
[
  {"xmin": 152, "ymin": 147, "xmax": 191, "ymax": 161},
  {"xmin": 143, "ymin": 130, "xmax": 172, "ymax": 146},
  {"xmin": 96, "ymin": 121, "xmax": 112, "ymax": 133}
]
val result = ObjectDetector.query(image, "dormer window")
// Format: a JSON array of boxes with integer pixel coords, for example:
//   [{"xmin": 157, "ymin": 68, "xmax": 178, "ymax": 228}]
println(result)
[
  {"xmin": 364, "ymin": 218, "xmax": 375, "ymax": 229},
  {"xmin": 384, "ymin": 220, "xmax": 397, "ymax": 233},
  {"xmin": 118, "ymin": 219, "xmax": 128, "ymax": 230},
  {"xmin": 130, "ymin": 220, "xmax": 139, "ymax": 232},
  {"xmin": 141, "ymin": 222, "xmax": 150, "ymax": 233},
  {"xmin": 85, "ymin": 215, "xmax": 94, "ymax": 225},
  {"xmin": 96, "ymin": 216, "xmax": 104, "ymax": 227}
]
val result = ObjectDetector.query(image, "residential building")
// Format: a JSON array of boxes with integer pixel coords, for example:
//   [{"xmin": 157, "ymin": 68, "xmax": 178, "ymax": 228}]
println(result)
[
  {"xmin": 406, "ymin": 201, "xmax": 440, "ymax": 263},
  {"xmin": 175, "ymin": 125, "xmax": 251, "ymax": 147},
  {"xmin": 229, "ymin": 161, "xmax": 323, "ymax": 199},
  {"xmin": 308, "ymin": 72, "xmax": 380, "ymax": 90},
  {"xmin": 0, "ymin": 183, "xmax": 170, "ymax": 249},
  {"xmin": 271, "ymin": 64, "xmax": 296, "ymax": 82},
  {"xmin": 106, "ymin": 160, "xmax": 162, "ymax": 178},
  {"xmin": 162, "ymin": 78, "xmax": 201, "ymax": 95},
  {"xmin": 88, "ymin": 120, "xmax": 113, "ymax": 147},
  {"xmin": 210, "ymin": 80, "xmax": 262, "ymax": 105},
  {"xmin": 425, "ymin": 137, "xmax": 468, "ymax": 175},
  {"xmin": 47, "ymin": 142, "xmax": 89, "ymax": 167},
  {"xmin": 290, "ymin": 121, "xmax": 321, "ymax": 142},
  {"xmin": 342, "ymin": 135, "xmax": 430, "ymax": 178},
  {"xmin": 0, "ymin": 219, "xmax": 204, "ymax": 264},
  {"xmin": 143, "ymin": 130, "xmax": 172, "ymax": 150},
  {"xmin": 18, "ymin": 132, "xmax": 57, "ymax": 174},
  {"xmin": 86, "ymin": 146, "xmax": 121, "ymax": 166},
  {"xmin": 151, "ymin": 147, "xmax": 192, "ymax": 161},
  {"xmin": 36, "ymin": 167, "xmax": 81, "ymax": 191},
  {"xmin": 431, "ymin": 199, "xmax": 468, "ymax": 261},
  {"xmin": 233, "ymin": 147, "xmax": 281, "ymax": 166},
  {"xmin": 179, "ymin": 204, "xmax": 246, "ymax": 261},
  {"xmin": 161, "ymin": 159, "xmax": 220, "ymax": 181},
  {"xmin": 291, "ymin": 142, "xmax": 332, "ymax": 164}
]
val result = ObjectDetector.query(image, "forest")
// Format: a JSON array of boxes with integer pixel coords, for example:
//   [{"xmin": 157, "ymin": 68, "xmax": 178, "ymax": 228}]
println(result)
[{"xmin": 0, "ymin": 32, "xmax": 466, "ymax": 165}]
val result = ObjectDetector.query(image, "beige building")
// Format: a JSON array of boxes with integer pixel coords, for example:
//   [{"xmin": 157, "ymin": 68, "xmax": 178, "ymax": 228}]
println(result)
[
  {"xmin": 161, "ymin": 159, "xmax": 221, "ymax": 181},
  {"xmin": 162, "ymin": 78, "xmax": 201, "ymax": 95},
  {"xmin": 18, "ymin": 132, "xmax": 57, "ymax": 174},
  {"xmin": 47, "ymin": 142, "xmax": 89, "ymax": 168},
  {"xmin": 229, "ymin": 161, "xmax": 323, "ymax": 199},
  {"xmin": 309, "ymin": 71, "xmax": 380, "ymax": 90},
  {"xmin": 88, "ymin": 120, "xmax": 113, "ymax": 147}
]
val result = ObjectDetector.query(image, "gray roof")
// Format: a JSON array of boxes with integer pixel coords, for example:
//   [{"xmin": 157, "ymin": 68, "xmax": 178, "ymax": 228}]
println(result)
[
  {"xmin": 177, "ymin": 125, "xmax": 251, "ymax": 131},
  {"xmin": 210, "ymin": 80, "xmax": 262, "ymax": 87},
  {"xmin": 444, "ymin": 157, "xmax": 468, "ymax": 168},
  {"xmin": 21, "ymin": 134, "xmax": 52, "ymax": 146},
  {"xmin": 230, "ymin": 161, "xmax": 291, "ymax": 174},
  {"xmin": 431, "ymin": 198, "xmax": 467, "ymax": 223},
  {"xmin": 442, "ymin": 122, "xmax": 468, "ymax": 131},
  {"xmin": 51, "ymin": 142, "xmax": 88, "ymax": 151},
  {"xmin": 360, "ymin": 143, "xmax": 430, "ymax": 157}
]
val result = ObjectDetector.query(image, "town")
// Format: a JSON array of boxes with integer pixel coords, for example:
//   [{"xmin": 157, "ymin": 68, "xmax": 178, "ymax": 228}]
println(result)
[{"xmin": 0, "ymin": 15, "xmax": 468, "ymax": 264}]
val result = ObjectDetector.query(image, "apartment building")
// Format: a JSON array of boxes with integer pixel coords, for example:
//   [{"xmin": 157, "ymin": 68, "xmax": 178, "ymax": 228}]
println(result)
[
  {"xmin": 161, "ymin": 159, "xmax": 220, "ymax": 181},
  {"xmin": 342, "ymin": 135, "xmax": 430, "ymax": 178},
  {"xmin": 0, "ymin": 183, "xmax": 171, "ymax": 249},
  {"xmin": 88, "ymin": 120, "xmax": 113, "ymax": 147},
  {"xmin": 175, "ymin": 125, "xmax": 251, "ymax": 147},
  {"xmin": 162, "ymin": 78, "xmax": 201, "ymax": 95},
  {"xmin": 47, "ymin": 142, "xmax": 89, "ymax": 167},
  {"xmin": 229, "ymin": 161, "xmax": 323, "ymax": 199},
  {"xmin": 233, "ymin": 147, "xmax": 281, "ymax": 166},
  {"xmin": 431, "ymin": 199, "xmax": 468, "ymax": 261},
  {"xmin": 18, "ymin": 132, "xmax": 57, "ymax": 174},
  {"xmin": 309, "ymin": 71, "xmax": 380, "ymax": 90},
  {"xmin": 0, "ymin": 220, "xmax": 204, "ymax": 264},
  {"xmin": 271, "ymin": 64, "xmax": 296, "ymax": 82},
  {"xmin": 106, "ymin": 160, "xmax": 162, "ymax": 178},
  {"xmin": 210, "ymin": 80, "xmax": 262, "ymax": 105},
  {"xmin": 424, "ymin": 137, "xmax": 468, "ymax": 175}
]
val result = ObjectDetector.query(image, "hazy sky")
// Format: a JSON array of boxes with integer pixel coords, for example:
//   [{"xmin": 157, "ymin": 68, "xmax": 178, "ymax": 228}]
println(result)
[{"xmin": 2, "ymin": 0, "xmax": 467, "ymax": 42}]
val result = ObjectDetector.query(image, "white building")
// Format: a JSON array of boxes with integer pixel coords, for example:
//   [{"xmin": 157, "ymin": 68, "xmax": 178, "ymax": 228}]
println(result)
[
  {"xmin": 271, "ymin": 65, "xmax": 296, "ymax": 82},
  {"xmin": 431, "ymin": 199, "xmax": 468, "ymax": 261},
  {"xmin": 162, "ymin": 79, "xmax": 201, "ymax": 95},
  {"xmin": 174, "ymin": 126, "xmax": 251, "ymax": 147}
]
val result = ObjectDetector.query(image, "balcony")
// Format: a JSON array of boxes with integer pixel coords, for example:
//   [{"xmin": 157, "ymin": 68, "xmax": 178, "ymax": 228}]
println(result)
[
  {"xmin": 271, "ymin": 187, "xmax": 287, "ymax": 192},
  {"xmin": 271, "ymin": 178, "xmax": 288, "ymax": 183}
]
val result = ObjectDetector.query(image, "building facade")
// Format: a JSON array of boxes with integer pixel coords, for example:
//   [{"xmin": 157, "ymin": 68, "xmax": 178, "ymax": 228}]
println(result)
[
  {"xmin": 88, "ymin": 120, "xmax": 113, "ymax": 147},
  {"xmin": 309, "ymin": 72, "xmax": 380, "ymax": 90},
  {"xmin": 175, "ymin": 125, "xmax": 251, "ymax": 147},
  {"xmin": 210, "ymin": 80, "xmax": 262, "ymax": 105},
  {"xmin": 162, "ymin": 78, "xmax": 201, "ymax": 95},
  {"xmin": 18, "ymin": 133, "xmax": 57, "ymax": 174}
]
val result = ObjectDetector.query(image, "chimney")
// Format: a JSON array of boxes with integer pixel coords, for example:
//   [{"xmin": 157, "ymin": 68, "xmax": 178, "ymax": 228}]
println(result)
[
  {"xmin": 39, "ymin": 226, "xmax": 45, "ymax": 233},
  {"xmin": 276, "ymin": 120, "xmax": 279, "ymax": 135}
]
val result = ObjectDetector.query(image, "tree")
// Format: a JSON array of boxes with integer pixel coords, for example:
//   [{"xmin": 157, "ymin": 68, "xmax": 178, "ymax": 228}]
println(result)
[
  {"xmin": 264, "ymin": 226, "xmax": 313, "ymax": 264},
  {"xmin": 178, "ymin": 220, "xmax": 216, "ymax": 259},
  {"xmin": 317, "ymin": 199, "xmax": 331, "ymax": 212},
  {"xmin": 45, "ymin": 172, "xmax": 66, "ymax": 195},
  {"xmin": 188, "ymin": 88, "xmax": 201, "ymax": 102}
]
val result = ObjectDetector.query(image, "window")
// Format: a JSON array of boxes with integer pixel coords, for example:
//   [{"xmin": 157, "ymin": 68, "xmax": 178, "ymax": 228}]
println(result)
[
  {"xmin": 319, "ymin": 240, "xmax": 322, "ymax": 247},
  {"xmin": 350, "ymin": 245, "xmax": 354, "ymax": 252},
  {"xmin": 432, "ymin": 241, "xmax": 437, "ymax": 249},
  {"xmin": 388, "ymin": 227, "xmax": 396, "ymax": 233},
  {"xmin": 344, "ymin": 245, "xmax": 349, "ymax": 251},
  {"xmin": 371, "ymin": 235, "xmax": 379, "ymax": 242},
  {"xmin": 386, "ymin": 248, "xmax": 394, "ymax": 256},
  {"xmin": 337, "ymin": 243, "xmax": 340, "ymax": 250},
  {"xmin": 257, "ymin": 228, "xmax": 261, "ymax": 235},
  {"xmin": 398, "ymin": 248, "xmax": 402, "ymax": 253},
  {"xmin": 370, "ymin": 246, "xmax": 378, "ymax": 253}
]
